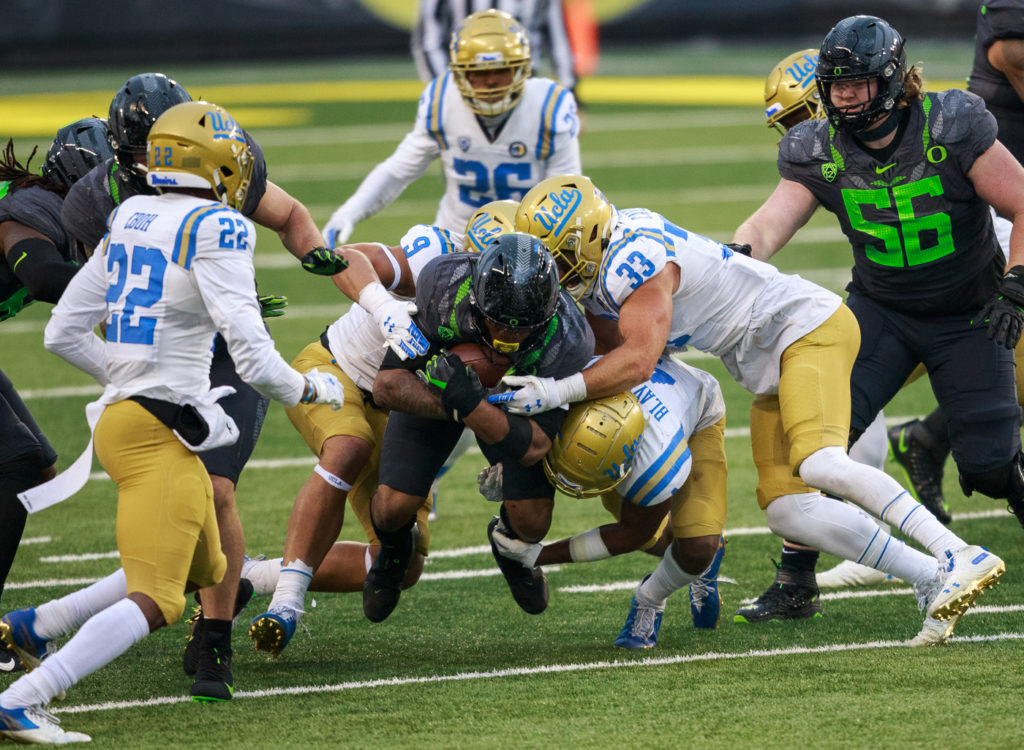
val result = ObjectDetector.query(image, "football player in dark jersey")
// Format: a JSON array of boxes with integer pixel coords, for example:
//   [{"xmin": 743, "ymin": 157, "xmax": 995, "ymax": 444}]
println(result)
[
  {"xmin": 734, "ymin": 15, "xmax": 1024, "ymax": 534},
  {"xmin": 884, "ymin": 0, "xmax": 1024, "ymax": 530},
  {"xmin": 60, "ymin": 73, "xmax": 328, "ymax": 701},
  {"xmin": 364, "ymin": 233, "xmax": 593, "ymax": 621},
  {"xmin": 0, "ymin": 119, "xmax": 113, "ymax": 673}
]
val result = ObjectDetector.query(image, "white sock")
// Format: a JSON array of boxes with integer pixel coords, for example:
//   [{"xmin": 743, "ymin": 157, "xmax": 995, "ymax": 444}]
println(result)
[
  {"xmin": 849, "ymin": 411, "xmax": 888, "ymax": 470},
  {"xmin": 242, "ymin": 557, "xmax": 283, "ymax": 597},
  {"xmin": 34, "ymin": 569, "xmax": 127, "ymax": 641},
  {"xmin": 799, "ymin": 446, "xmax": 965, "ymax": 558},
  {"xmin": 0, "ymin": 598, "xmax": 148, "ymax": 709},
  {"xmin": 766, "ymin": 492, "xmax": 938, "ymax": 584},
  {"xmin": 636, "ymin": 548, "xmax": 698, "ymax": 609},
  {"xmin": 268, "ymin": 559, "xmax": 313, "ymax": 611}
]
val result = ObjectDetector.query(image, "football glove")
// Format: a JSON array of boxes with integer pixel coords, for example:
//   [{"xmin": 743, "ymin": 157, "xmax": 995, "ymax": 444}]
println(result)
[
  {"xmin": 258, "ymin": 293, "xmax": 288, "ymax": 318},
  {"xmin": 421, "ymin": 352, "xmax": 487, "ymax": 421},
  {"xmin": 322, "ymin": 216, "xmax": 354, "ymax": 249},
  {"xmin": 359, "ymin": 282, "xmax": 429, "ymax": 360},
  {"xmin": 301, "ymin": 369, "xmax": 345, "ymax": 410},
  {"xmin": 476, "ymin": 463, "xmax": 503, "ymax": 502},
  {"xmin": 725, "ymin": 242, "xmax": 753, "ymax": 257},
  {"xmin": 487, "ymin": 372, "xmax": 587, "ymax": 415},
  {"xmin": 301, "ymin": 246, "xmax": 349, "ymax": 276},
  {"xmin": 173, "ymin": 386, "xmax": 240, "ymax": 452},
  {"xmin": 981, "ymin": 265, "xmax": 1024, "ymax": 349},
  {"xmin": 489, "ymin": 515, "xmax": 542, "ymax": 568}
]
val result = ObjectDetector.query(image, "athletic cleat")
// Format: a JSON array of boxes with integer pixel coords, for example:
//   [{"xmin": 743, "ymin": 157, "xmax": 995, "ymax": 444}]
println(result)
[
  {"xmin": 248, "ymin": 605, "xmax": 301, "ymax": 657},
  {"xmin": 927, "ymin": 546, "xmax": 1005, "ymax": 621},
  {"xmin": 0, "ymin": 704, "xmax": 91, "ymax": 744},
  {"xmin": 362, "ymin": 525, "xmax": 416, "ymax": 623},
  {"xmin": 615, "ymin": 577, "xmax": 664, "ymax": 649},
  {"xmin": 183, "ymin": 578, "xmax": 255, "ymax": 676},
  {"xmin": 487, "ymin": 516, "xmax": 548, "ymax": 615},
  {"xmin": 689, "ymin": 535, "xmax": 725, "ymax": 629},
  {"xmin": 189, "ymin": 643, "xmax": 234, "ymax": 703},
  {"xmin": 816, "ymin": 559, "xmax": 894, "ymax": 588},
  {"xmin": 240, "ymin": 553, "xmax": 276, "ymax": 597},
  {"xmin": 0, "ymin": 643, "xmax": 24, "ymax": 673},
  {"xmin": 888, "ymin": 421, "xmax": 952, "ymax": 525},
  {"xmin": 733, "ymin": 562, "xmax": 822, "ymax": 623},
  {"xmin": 908, "ymin": 611, "xmax": 963, "ymax": 647},
  {"xmin": 0, "ymin": 608, "xmax": 55, "ymax": 672}
]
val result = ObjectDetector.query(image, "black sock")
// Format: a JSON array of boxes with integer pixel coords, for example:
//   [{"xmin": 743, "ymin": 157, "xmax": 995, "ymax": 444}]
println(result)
[
  {"xmin": 913, "ymin": 408, "xmax": 951, "ymax": 458},
  {"xmin": 780, "ymin": 543, "xmax": 819, "ymax": 573},
  {"xmin": 201, "ymin": 618, "xmax": 233, "ymax": 651}
]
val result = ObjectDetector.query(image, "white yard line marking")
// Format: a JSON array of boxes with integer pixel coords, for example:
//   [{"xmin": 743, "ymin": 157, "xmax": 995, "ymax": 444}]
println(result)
[
  {"xmin": 6, "ymin": 577, "xmax": 104, "ymax": 590},
  {"xmin": 52, "ymin": 631, "xmax": 1024, "ymax": 715}
]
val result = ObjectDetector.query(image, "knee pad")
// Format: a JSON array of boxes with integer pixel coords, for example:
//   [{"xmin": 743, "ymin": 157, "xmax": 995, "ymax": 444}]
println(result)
[{"xmin": 959, "ymin": 453, "xmax": 1024, "ymax": 501}]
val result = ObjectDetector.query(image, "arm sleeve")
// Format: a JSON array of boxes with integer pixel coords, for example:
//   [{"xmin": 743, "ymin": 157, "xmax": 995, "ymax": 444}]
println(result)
[
  {"xmin": 6, "ymin": 238, "xmax": 78, "ymax": 303},
  {"xmin": 192, "ymin": 246, "xmax": 305, "ymax": 407},
  {"xmin": 43, "ymin": 249, "xmax": 110, "ymax": 385},
  {"xmin": 326, "ymin": 124, "xmax": 441, "ymax": 228}
]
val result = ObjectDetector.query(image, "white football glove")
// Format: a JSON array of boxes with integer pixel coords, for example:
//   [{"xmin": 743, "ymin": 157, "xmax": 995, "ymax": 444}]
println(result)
[
  {"xmin": 476, "ymin": 463, "xmax": 503, "ymax": 502},
  {"xmin": 490, "ymin": 516, "xmax": 542, "ymax": 569},
  {"xmin": 359, "ymin": 282, "xmax": 429, "ymax": 360},
  {"xmin": 302, "ymin": 369, "xmax": 345, "ymax": 410},
  {"xmin": 174, "ymin": 385, "xmax": 239, "ymax": 452},
  {"xmin": 322, "ymin": 215, "xmax": 354, "ymax": 249},
  {"xmin": 487, "ymin": 372, "xmax": 587, "ymax": 415}
]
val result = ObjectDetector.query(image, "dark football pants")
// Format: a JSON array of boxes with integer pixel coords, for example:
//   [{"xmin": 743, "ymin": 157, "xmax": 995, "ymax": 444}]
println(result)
[{"xmin": 847, "ymin": 292, "xmax": 1021, "ymax": 475}]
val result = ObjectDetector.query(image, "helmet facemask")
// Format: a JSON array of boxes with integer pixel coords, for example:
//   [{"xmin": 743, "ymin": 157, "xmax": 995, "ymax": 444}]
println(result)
[{"xmin": 449, "ymin": 9, "xmax": 531, "ymax": 117}]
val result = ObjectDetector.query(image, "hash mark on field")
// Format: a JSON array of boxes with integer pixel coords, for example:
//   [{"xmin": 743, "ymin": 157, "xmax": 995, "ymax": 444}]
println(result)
[{"xmin": 53, "ymin": 632, "xmax": 1024, "ymax": 715}]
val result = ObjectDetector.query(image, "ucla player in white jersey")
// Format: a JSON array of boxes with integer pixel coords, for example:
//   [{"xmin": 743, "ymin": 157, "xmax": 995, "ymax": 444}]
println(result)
[
  {"xmin": 245, "ymin": 204, "xmax": 512, "ymax": 656},
  {"xmin": 321, "ymin": 8, "xmax": 580, "ymax": 246},
  {"xmin": 500, "ymin": 175, "xmax": 1007, "ymax": 647},
  {"xmin": 488, "ymin": 354, "xmax": 728, "ymax": 647},
  {"xmin": 0, "ymin": 102, "xmax": 346, "ymax": 743}
]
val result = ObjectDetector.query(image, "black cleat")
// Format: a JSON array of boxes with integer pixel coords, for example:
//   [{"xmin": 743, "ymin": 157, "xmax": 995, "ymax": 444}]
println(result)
[
  {"xmin": 487, "ymin": 517, "xmax": 548, "ymax": 615},
  {"xmin": 733, "ymin": 562, "xmax": 822, "ymax": 623},
  {"xmin": 362, "ymin": 526, "xmax": 414, "ymax": 623},
  {"xmin": 189, "ymin": 642, "xmax": 234, "ymax": 703},
  {"xmin": 0, "ymin": 643, "xmax": 25, "ymax": 674},
  {"xmin": 183, "ymin": 578, "xmax": 254, "ymax": 676},
  {"xmin": 888, "ymin": 420, "xmax": 952, "ymax": 525}
]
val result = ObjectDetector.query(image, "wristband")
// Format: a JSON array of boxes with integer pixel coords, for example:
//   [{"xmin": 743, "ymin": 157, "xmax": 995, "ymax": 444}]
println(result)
[{"xmin": 359, "ymin": 281, "xmax": 392, "ymax": 315}]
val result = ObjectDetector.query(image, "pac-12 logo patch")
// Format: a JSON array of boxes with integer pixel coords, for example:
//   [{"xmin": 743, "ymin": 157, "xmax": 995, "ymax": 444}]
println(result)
[
  {"xmin": 509, "ymin": 141, "xmax": 527, "ymax": 158},
  {"xmin": 458, "ymin": 137, "xmax": 471, "ymax": 152}
]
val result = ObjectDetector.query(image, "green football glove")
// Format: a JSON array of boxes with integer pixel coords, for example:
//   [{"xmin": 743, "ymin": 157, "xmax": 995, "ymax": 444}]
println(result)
[
  {"xmin": 301, "ymin": 246, "xmax": 349, "ymax": 276},
  {"xmin": 421, "ymin": 352, "xmax": 487, "ymax": 421},
  {"xmin": 258, "ymin": 293, "xmax": 288, "ymax": 318}
]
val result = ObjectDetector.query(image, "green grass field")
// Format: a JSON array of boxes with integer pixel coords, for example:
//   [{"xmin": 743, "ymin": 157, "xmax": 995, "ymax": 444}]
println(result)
[{"xmin": 2, "ymin": 45, "xmax": 1023, "ymax": 749}]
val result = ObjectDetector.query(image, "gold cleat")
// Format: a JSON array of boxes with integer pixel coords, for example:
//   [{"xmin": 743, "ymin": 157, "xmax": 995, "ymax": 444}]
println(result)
[{"xmin": 928, "ymin": 546, "xmax": 1005, "ymax": 622}]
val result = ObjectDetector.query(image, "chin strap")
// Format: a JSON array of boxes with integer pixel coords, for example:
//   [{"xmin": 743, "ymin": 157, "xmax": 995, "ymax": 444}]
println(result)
[{"xmin": 855, "ymin": 106, "xmax": 904, "ymax": 142}]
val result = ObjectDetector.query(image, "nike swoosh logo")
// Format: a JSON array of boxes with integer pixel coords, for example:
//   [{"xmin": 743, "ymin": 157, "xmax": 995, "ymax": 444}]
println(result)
[
  {"xmin": 899, "ymin": 431, "xmax": 909, "ymax": 453},
  {"xmin": 875, "ymin": 163, "xmax": 897, "ymax": 174}
]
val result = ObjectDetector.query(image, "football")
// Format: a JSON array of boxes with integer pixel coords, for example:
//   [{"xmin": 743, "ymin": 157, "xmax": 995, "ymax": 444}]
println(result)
[{"xmin": 448, "ymin": 342, "xmax": 511, "ymax": 388}]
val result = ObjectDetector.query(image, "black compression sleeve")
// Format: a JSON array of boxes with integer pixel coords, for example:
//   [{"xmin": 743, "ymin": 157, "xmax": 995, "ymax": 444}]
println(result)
[{"xmin": 6, "ymin": 238, "xmax": 77, "ymax": 303}]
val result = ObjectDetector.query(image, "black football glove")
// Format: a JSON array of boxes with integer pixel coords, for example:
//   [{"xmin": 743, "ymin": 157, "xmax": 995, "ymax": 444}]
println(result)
[
  {"xmin": 420, "ymin": 352, "xmax": 487, "ymax": 421},
  {"xmin": 981, "ymin": 265, "xmax": 1024, "ymax": 349},
  {"xmin": 301, "ymin": 246, "xmax": 349, "ymax": 276},
  {"xmin": 725, "ymin": 242, "xmax": 753, "ymax": 257},
  {"xmin": 258, "ymin": 293, "xmax": 288, "ymax": 318}
]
